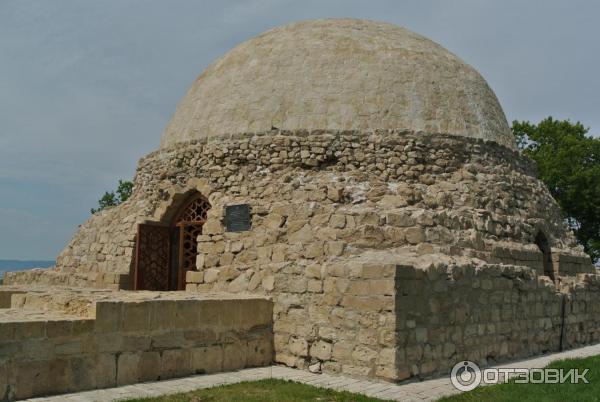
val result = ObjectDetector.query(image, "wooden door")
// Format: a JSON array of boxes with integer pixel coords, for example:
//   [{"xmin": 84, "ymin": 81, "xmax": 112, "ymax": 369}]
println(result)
[{"xmin": 133, "ymin": 223, "xmax": 171, "ymax": 290}]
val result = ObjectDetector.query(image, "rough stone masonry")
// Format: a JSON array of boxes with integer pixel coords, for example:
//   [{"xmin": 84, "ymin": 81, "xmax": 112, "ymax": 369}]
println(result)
[{"xmin": 2, "ymin": 18, "xmax": 599, "ymax": 399}]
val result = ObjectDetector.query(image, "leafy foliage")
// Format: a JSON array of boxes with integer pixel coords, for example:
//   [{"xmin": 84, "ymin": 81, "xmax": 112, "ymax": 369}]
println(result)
[
  {"xmin": 91, "ymin": 179, "xmax": 133, "ymax": 214},
  {"xmin": 512, "ymin": 117, "xmax": 600, "ymax": 263}
]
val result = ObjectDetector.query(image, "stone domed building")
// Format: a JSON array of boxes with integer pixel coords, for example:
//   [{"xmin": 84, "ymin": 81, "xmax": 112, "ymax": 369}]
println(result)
[{"xmin": 4, "ymin": 19, "xmax": 600, "ymax": 388}]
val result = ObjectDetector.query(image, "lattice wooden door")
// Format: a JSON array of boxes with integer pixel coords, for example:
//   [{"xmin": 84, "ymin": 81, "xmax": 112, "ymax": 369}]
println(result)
[
  {"xmin": 133, "ymin": 194, "xmax": 211, "ymax": 291},
  {"xmin": 174, "ymin": 194, "xmax": 211, "ymax": 290},
  {"xmin": 133, "ymin": 223, "xmax": 171, "ymax": 290}
]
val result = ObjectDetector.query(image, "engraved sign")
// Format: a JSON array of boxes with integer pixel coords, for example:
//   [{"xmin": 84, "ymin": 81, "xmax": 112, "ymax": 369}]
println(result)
[{"xmin": 225, "ymin": 204, "xmax": 251, "ymax": 232}]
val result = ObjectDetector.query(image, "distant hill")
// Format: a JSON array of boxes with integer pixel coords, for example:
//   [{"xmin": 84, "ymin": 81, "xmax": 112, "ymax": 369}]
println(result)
[{"xmin": 0, "ymin": 259, "xmax": 54, "ymax": 272}]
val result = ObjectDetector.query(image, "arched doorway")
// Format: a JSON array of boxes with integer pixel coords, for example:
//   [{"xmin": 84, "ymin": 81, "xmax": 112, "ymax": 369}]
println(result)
[
  {"xmin": 535, "ymin": 231, "xmax": 554, "ymax": 280},
  {"xmin": 133, "ymin": 193, "xmax": 211, "ymax": 291}
]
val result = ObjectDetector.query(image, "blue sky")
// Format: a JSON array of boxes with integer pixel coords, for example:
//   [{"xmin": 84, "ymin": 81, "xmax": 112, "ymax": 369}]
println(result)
[{"xmin": 0, "ymin": 0, "xmax": 599, "ymax": 260}]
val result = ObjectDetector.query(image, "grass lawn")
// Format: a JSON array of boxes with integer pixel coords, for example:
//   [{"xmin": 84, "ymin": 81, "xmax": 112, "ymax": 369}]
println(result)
[
  {"xmin": 124, "ymin": 378, "xmax": 389, "ymax": 402},
  {"xmin": 439, "ymin": 355, "xmax": 600, "ymax": 402}
]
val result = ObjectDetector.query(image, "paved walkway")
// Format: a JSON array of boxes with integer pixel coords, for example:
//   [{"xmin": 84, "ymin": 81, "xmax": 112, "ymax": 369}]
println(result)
[{"xmin": 26, "ymin": 343, "xmax": 600, "ymax": 402}]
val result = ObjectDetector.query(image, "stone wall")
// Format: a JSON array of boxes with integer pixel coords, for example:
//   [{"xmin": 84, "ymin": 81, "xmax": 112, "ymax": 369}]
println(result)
[
  {"xmin": 0, "ymin": 292, "xmax": 273, "ymax": 400},
  {"xmin": 3, "ymin": 129, "xmax": 596, "ymax": 385},
  {"xmin": 189, "ymin": 257, "xmax": 600, "ymax": 383},
  {"xmin": 394, "ymin": 263, "xmax": 600, "ymax": 379},
  {"xmin": 4, "ymin": 130, "xmax": 591, "ymax": 289}
]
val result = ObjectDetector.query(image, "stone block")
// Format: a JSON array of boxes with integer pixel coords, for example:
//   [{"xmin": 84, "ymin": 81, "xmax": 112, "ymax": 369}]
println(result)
[
  {"xmin": 327, "ymin": 186, "xmax": 344, "ymax": 202},
  {"xmin": 150, "ymin": 328, "xmax": 187, "ymax": 348},
  {"xmin": 289, "ymin": 337, "xmax": 308, "ymax": 356},
  {"xmin": 310, "ymin": 340, "xmax": 332, "ymax": 361},
  {"xmin": 288, "ymin": 224, "xmax": 314, "ymax": 244},
  {"xmin": 352, "ymin": 345, "xmax": 378, "ymax": 364},
  {"xmin": 229, "ymin": 240, "xmax": 245, "ymax": 253},
  {"xmin": 262, "ymin": 274, "xmax": 275, "ymax": 291},
  {"xmin": 161, "ymin": 349, "xmax": 192, "ymax": 379},
  {"xmin": 95, "ymin": 353, "xmax": 117, "ymax": 388},
  {"xmin": 117, "ymin": 352, "xmax": 141, "ymax": 385},
  {"xmin": 386, "ymin": 212, "xmax": 414, "ymax": 227},
  {"xmin": 305, "ymin": 264, "xmax": 322, "ymax": 279},
  {"xmin": 256, "ymin": 246, "xmax": 272, "ymax": 261},
  {"xmin": 132, "ymin": 351, "xmax": 159, "ymax": 382},
  {"xmin": 326, "ymin": 240, "xmax": 345, "ymax": 256},
  {"xmin": 222, "ymin": 342, "xmax": 247, "ymax": 371},
  {"xmin": 13, "ymin": 321, "xmax": 45, "ymax": 339},
  {"xmin": 55, "ymin": 340, "xmax": 83, "ymax": 355},
  {"xmin": 47, "ymin": 358, "xmax": 71, "ymax": 394},
  {"xmin": 192, "ymin": 345, "xmax": 223, "ymax": 373},
  {"xmin": 198, "ymin": 240, "xmax": 225, "ymax": 254},
  {"xmin": 303, "ymin": 242, "xmax": 324, "ymax": 259},
  {"xmin": 204, "ymin": 268, "xmax": 220, "ymax": 283},
  {"xmin": 186, "ymin": 283, "xmax": 198, "ymax": 292},
  {"xmin": 228, "ymin": 272, "xmax": 250, "ymax": 292},
  {"xmin": 342, "ymin": 364, "xmax": 372, "ymax": 378},
  {"xmin": 69, "ymin": 356, "xmax": 96, "ymax": 391},
  {"xmin": 377, "ymin": 347, "xmax": 396, "ymax": 366},
  {"xmin": 272, "ymin": 245, "xmax": 286, "ymax": 262},
  {"xmin": 195, "ymin": 254, "xmax": 206, "ymax": 269},
  {"xmin": 122, "ymin": 302, "xmax": 151, "ymax": 332},
  {"xmin": 380, "ymin": 195, "xmax": 408, "ymax": 208},
  {"xmin": 94, "ymin": 301, "xmax": 122, "ymax": 333},
  {"xmin": 348, "ymin": 280, "xmax": 370, "ymax": 295},
  {"xmin": 369, "ymin": 279, "xmax": 395, "ymax": 295},
  {"xmin": 405, "ymin": 227, "xmax": 426, "ymax": 244},
  {"xmin": 0, "ymin": 322, "xmax": 14, "ymax": 342},
  {"xmin": 341, "ymin": 295, "xmax": 391, "ymax": 312},
  {"xmin": 329, "ymin": 214, "xmax": 346, "ymax": 229},
  {"xmin": 361, "ymin": 263, "xmax": 396, "ymax": 279},
  {"xmin": 0, "ymin": 361, "xmax": 8, "ymax": 401},
  {"xmin": 15, "ymin": 360, "xmax": 49, "ymax": 399},
  {"xmin": 415, "ymin": 327, "xmax": 428, "ymax": 342},
  {"xmin": 46, "ymin": 320, "xmax": 73, "ymax": 338},
  {"xmin": 203, "ymin": 219, "xmax": 223, "ymax": 235},
  {"xmin": 275, "ymin": 353, "xmax": 298, "ymax": 367},
  {"xmin": 219, "ymin": 266, "xmax": 240, "ymax": 281},
  {"xmin": 332, "ymin": 340, "xmax": 354, "ymax": 362},
  {"xmin": 71, "ymin": 319, "xmax": 95, "ymax": 336},
  {"xmin": 307, "ymin": 280, "xmax": 323, "ymax": 293}
]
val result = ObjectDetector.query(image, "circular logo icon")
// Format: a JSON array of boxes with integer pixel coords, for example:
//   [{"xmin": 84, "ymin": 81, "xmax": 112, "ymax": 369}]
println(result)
[{"xmin": 450, "ymin": 360, "xmax": 482, "ymax": 391}]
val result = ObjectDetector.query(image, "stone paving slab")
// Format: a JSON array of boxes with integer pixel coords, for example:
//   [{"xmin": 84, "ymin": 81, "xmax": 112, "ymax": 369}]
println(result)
[{"xmin": 25, "ymin": 343, "xmax": 600, "ymax": 402}]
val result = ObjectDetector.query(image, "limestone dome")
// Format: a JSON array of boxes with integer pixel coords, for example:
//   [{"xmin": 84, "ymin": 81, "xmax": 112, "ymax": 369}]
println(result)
[{"xmin": 160, "ymin": 19, "xmax": 515, "ymax": 150}]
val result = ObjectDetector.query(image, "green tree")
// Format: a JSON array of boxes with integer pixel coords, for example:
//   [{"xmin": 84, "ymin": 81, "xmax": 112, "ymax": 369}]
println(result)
[
  {"xmin": 512, "ymin": 117, "xmax": 600, "ymax": 263},
  {"xmin": 91, "ymin": 179, "xmax": 133, "ymax": 214}
]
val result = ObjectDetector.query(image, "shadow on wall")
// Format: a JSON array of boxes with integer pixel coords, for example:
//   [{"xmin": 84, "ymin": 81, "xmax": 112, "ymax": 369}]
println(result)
[{"xmin": 535, "ymin": 231, "xmax": 554, "ymax": 280}]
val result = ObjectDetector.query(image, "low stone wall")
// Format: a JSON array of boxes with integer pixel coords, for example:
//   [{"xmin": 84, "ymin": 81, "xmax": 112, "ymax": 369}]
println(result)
[
  {"xmin": 489, "ymin": 244, "xmax": 593, "ymax": 277},
  {"xmin": 188, "ymin": 257, "xmax": 400, "ymax": 380},
  {"xmin": 2, "ymin": 268, "xmax": 129, "ymax": 290},
  {"xmin": 0, "ymin": 292, "xmax": 273, "ymax": 400},
  {"xmin": 184, "ymin": 257, "xmax": 600, "ymax": 383},
  {"xmin": 394, "ymin": 264, "xmax": 600, "ymax": 379}
]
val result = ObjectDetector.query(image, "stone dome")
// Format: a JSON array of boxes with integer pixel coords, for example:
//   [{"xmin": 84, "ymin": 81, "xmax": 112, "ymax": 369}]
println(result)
[{"xmin": 160, "ymin": 19, "xmax": 515, "ymax": 150}]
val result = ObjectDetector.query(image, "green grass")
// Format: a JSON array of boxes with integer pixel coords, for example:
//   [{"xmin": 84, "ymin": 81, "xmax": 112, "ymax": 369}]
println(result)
[
  {"xmin": 439, "ymin": 355, "xmax": 600, "ymax": 402},
  {"xmin": 124, "ymin": 378, "xmax": 389, "ymax": 402}
]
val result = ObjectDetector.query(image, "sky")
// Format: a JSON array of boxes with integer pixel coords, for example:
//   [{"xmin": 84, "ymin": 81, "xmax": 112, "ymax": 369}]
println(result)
[{"xmin": 0, "ymin": 0, "xmax": 599, "ymax": 260}]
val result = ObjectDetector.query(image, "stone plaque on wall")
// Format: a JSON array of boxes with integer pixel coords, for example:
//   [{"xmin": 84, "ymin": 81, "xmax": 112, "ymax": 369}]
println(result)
[{"xmin": 225, "ymin": 204, "xmax": 252, "ymax": 232}]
